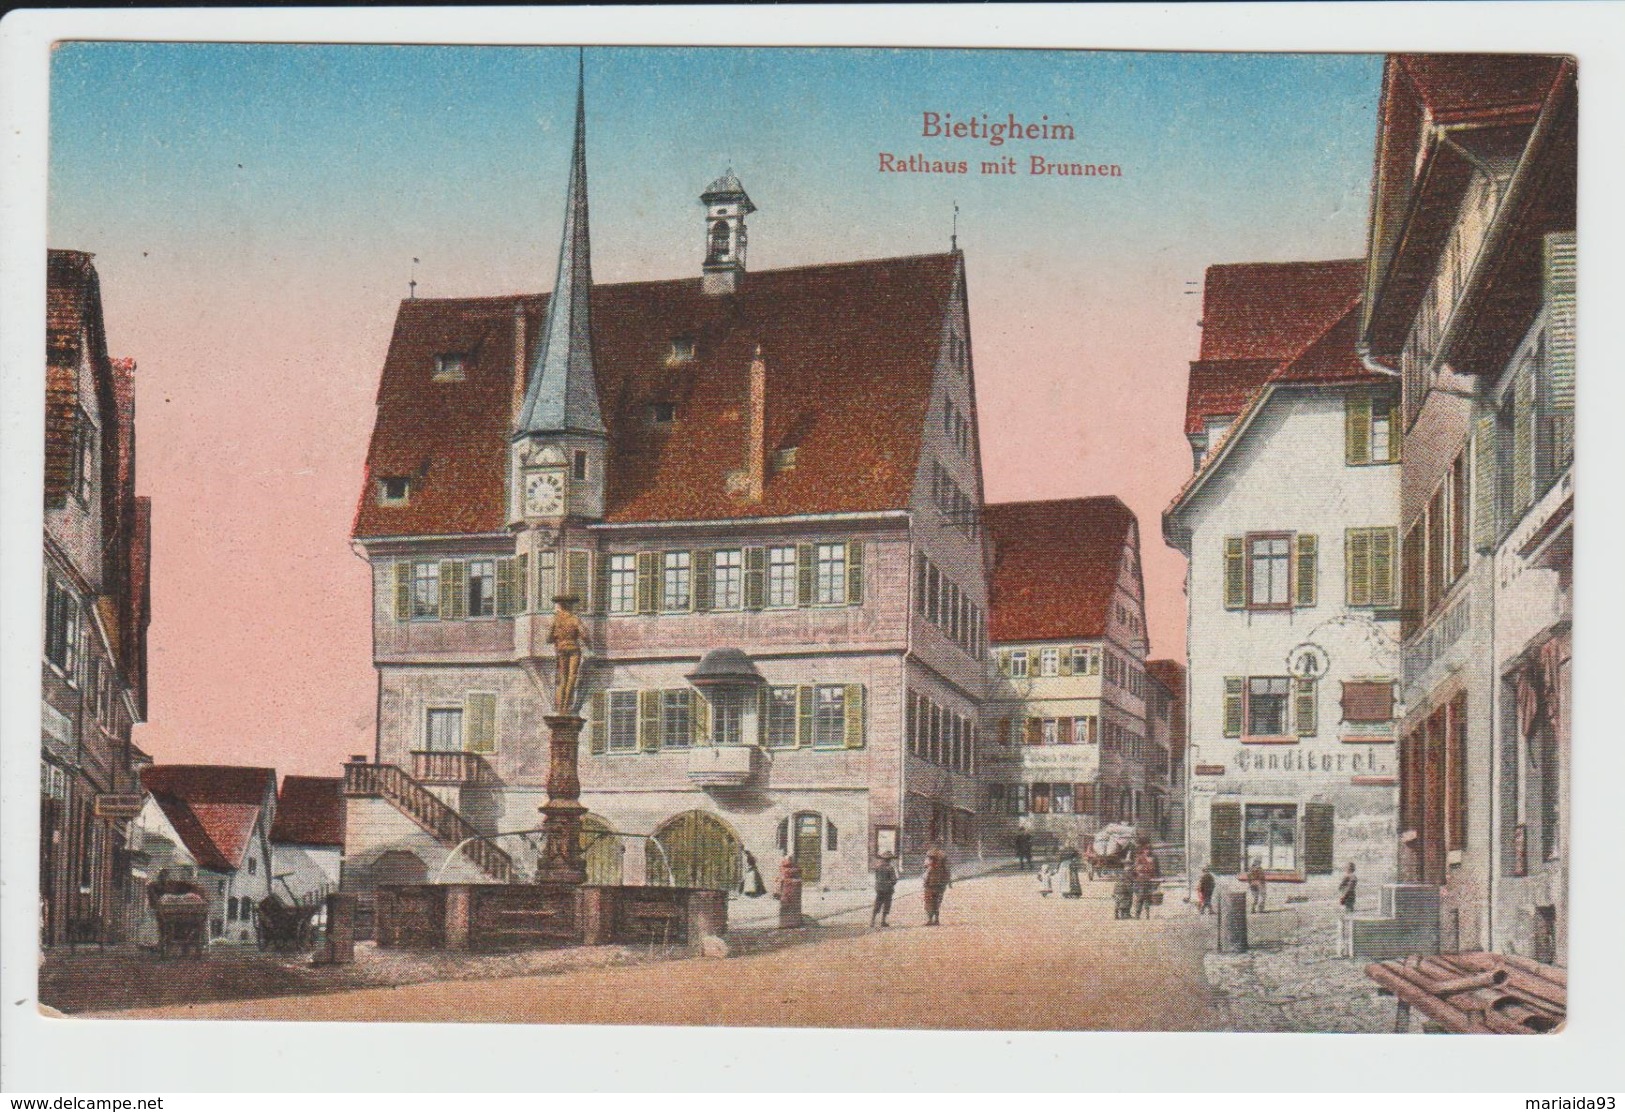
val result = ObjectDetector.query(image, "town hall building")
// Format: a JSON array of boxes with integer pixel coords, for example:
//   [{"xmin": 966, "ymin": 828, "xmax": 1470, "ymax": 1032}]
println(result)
[{"xmin": 343, "ymin": 71, "xmax": 994, "ymax": 896}]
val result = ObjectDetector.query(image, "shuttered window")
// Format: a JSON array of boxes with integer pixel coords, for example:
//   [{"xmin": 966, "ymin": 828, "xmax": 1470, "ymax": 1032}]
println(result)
[
  {"xmin": 1448, "ymin": 692, "xmax": 1468, "ymax": 851},
  {"xmin": 566, "ymin": 549, "xmax": 591, "ymax": 609},
  {"xmin": 797, "ymin": 543, "xmax": 817, "ymax": 607},
  {"xmin": 464, "ymin": 692, "xmax": 497, "ymax": 754},
  {"xmin": 440, "ymin": 560, "xmax": 468, "ymax": 620},
  {"xmin": 636, "ymin": 552, "xmax": 659, "ymax": 614},
  {"xmin": 796, "ymin": 685, "xmax": 815, "ymax": 748},
  {"xmin": 814, "ymin": 543, "xmax": 846, "ymax": 605},
  {"xmin": 607, "ymin": 555, "xmax": 637, "ymax": 614},
  {"xmin": 765, "ymin": 686, "xmax": 798, "ymax": 748},
  {"xmin": 1294, "ymin": 678, "xmax": 1317, "ymax": 737},
  {"xmin": 692, "ymin": 691, "xmax": 711, "ymax": 746},
  {"xmin": 1346, "ymin": 392, "xmax": 1371, "ymax": 465},
  {"xmin": 661, "ymin": 551, "xmax": 692, "ymax": 612},
  {"xmin": 637, "ymin": 690, "xmax": 661, "ymax": 752},
  {"xmin": 843, "ymin": 684, "xmax": 866, "ymax": 749},
  {"xmin": 712, "ymin": 549, "xmax": 743, "ymax": 611},
  {"xmin": 536, "ymin": 551, "xmax": 557, "ymax": 610},
  {"xmin": 1472, "ymin": 412, "xmax": 1499, "ymax": 552},
  {"xmin": 1294, "ymin": 534, "xmax": 1317, "ymax": 608},
  {"xmin": 743, "ymin": 547, "xmax": 767, "ymax": 611},
  {"xmin": 592, "ymin": 551, "xmax": 611, "ymax": 616},
  {"xmin": 1223, "ymin": 537, "xmax": 1246, "ymax": 609},
  {"xmin": 1450, "ymin": 455, "xmax": 1470, "ymax": 581},
  {"xmin": 412, "ymin": 562, "xmax": 440, "ymax": 619},
  {"xmin": 494, "ymin": 559, "xmax": 515, "ymax": 617},
  {"xmin": 467, "ymin": 559, "xmax": 496, "ymax": 618},
  {"xmin": 1545, "ymin": 231, "xmax": 1576, "ymax": 468},
  {"xmin": 846, "ymin": 540, "xmax": 865, "ymax": 606},
  {"xmin": 1303, "ymin": 803, "xmax": 1335, "ymax": 875},
  {"xmin": 393, "ymin": 561, "xmax": 412, "ymax": 622},
  {"xmin": 1210, "ymin": 801, "xmax": 1243, "ymax": 874},
  {"xmin": 1222, "ymin": 678, "xmax": 1244, "ymax": 737},
  {"xmin": 767, "ymin": 546, "xmax": 797, "ymax": 608},
  {"xmin": 1347, "ymin": 527, "xmax": 1398, "ymax": 608},
  {"xmin": 588, "ymin": 691, "xmax": 608, "ymax": 754},
  {"xmin": 1075, "ymin": 782, "xmax": 1096, "ymax": 816},
  {"xmin": 661, "ymin": 689, "xmax": 692, "ymax": 749}
]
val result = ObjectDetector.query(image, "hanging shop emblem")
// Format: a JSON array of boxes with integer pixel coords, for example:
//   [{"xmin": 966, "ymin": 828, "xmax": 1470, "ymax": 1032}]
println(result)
[{"xmin": 1286, "ymin": 642, "xmax": 1330, "ymax": 680}]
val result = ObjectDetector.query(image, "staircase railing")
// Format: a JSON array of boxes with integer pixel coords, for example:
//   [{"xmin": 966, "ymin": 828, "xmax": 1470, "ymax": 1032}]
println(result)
[{"xmin": 343, "ymin": 762, "xmax": 516, "ymax": 883}]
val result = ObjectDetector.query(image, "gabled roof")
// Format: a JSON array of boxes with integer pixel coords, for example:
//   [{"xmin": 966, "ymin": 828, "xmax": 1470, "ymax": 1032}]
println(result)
[
  {"xmin": 986, "ymin": 497, "xmax": 1137, "ymax": 644},
  {"xmin": 45, "ymin": 250, "xmax": 111, "ymax": 509},
  {"xmin": 355, "ymin": 251, "xmax": 961, "ymax": 538},
  {"xmin": 1392, "ymin": 54, "xmax": 1566, "ymax": 127},
  {"xmin": 140, "ymin": 765, "xmax": 275, "ymax": 873},
  {"xmin": 270, "ymin": 776, "xmax": 343, "ymax": 848},
  {"xmin": 1185, "ymin": 259, "xmax": 1365, "ymax": 435},
  {"xmin": 1167, "ymin": 274, "xmax": 1385, "ymax": 543},
  {"xmin": 1146, "ymin": 658, "xmax": 1185, "ymax": 692}
]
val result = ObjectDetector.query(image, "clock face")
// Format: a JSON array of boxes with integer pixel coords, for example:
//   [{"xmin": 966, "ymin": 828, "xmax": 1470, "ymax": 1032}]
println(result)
[{"xmin": 523, "ymin": 469, "xmax": 565, "ymax": 517}]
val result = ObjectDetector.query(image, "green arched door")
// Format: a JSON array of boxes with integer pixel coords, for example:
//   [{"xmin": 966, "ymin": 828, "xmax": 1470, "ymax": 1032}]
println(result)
[
  {"xmin": 579, "ymin": 815, "xmax": 623, "ymax": 887},
  {"xmin": 649, "ymin": 811, "xmax": 741, "ymax": 890}
]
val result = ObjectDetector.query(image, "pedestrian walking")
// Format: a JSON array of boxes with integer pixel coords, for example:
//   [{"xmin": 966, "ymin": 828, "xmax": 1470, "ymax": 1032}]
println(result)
[
  {"xmin": 922, "ymin": 847, "xmax": 952, "ymax": 925},
  {"xmin": 1337, "ymin": 861, "xmax": 1358, "ymax": 914},
  {"xmin": 1196, "ymin": 867, "xmax": 1217, "ymax": 915},
  {"xmin": 1112, "ymin": 871, "xmax": 1135, "ymax": 919},
  {"xmin": 1037, "ymin": 862, "xmax": 1054, "ymax": 897},
  {"xmin": 871, "ymin": 852, "xmax": 898, "ymax": 927},
  {"xmin": 1014, "ymin": 831, "xmax": 1032, "ymax": 871},
  {"xmin": 1132, "ymin": 846, "xmax": 1160, "ymax": 919},
  {"xmin": 741, "ymin": 850, "xmax": 767, "ymax": 897},
  {"xmin": 1247, "ymin": 858, "xmax": 1267, "ymax": 913},
  {"xmin": 1062, "ymin": 850, "xmax": 1083, "ymax": 899}
]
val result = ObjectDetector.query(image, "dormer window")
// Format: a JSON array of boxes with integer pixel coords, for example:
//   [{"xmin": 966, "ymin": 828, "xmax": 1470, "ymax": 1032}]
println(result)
[
  {"xmin": 667, "ymin": 336, "xmax": 695, "ymax": 364},
  {"xmin": 432, "ymin": 353, "xmax": 467, "ymax": 382},
  {"xmin": 651, "ymin": 402, "xmax": 677, "ymax": 425},
  {"xmin": 773, "ymin": 447, "xmax": 798, "ymax": 473},
  {"xmin": 377, "ymin": 477, "xmax": 411, "ymax": 506}
]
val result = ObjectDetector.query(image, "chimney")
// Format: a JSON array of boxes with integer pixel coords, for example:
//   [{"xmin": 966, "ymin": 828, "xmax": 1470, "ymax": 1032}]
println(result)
[
  {"xmin": 510, "ymin": 302, "xmax": 528, "ymax": 424},
  {"xmin": 746, "ymin": 345, "xmax": 767, "ymax": 502}
]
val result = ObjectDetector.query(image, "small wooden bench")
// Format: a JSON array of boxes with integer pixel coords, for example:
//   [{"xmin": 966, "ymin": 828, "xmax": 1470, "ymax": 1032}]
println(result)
[{"xmin": 1365, "ymin": 951, "xmax": 1565, "ymax": 1033}]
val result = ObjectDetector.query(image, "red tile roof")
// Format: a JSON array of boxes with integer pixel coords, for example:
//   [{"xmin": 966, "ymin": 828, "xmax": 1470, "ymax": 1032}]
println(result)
[
  {"xmin": 985, "ymin": 497, "xmax": 1137, "ymax": 644},
  {"xmin": 1184, "ymin": 259, "xmax": 1365, "ymax": 435},
  {"xmin": 140, "ymin": 765, "xmax": 275, "ymax": 873},
  {"xmin": 354, "ymin": 252, "xmax": 961, "ymax": 538},
  {"xmin": 270, "ymin": 776, "xmax": 344, "ymax": 848},
  {"xmin": 1146, "ymin": 658, "xmax": 1185, "ymax": 693}
]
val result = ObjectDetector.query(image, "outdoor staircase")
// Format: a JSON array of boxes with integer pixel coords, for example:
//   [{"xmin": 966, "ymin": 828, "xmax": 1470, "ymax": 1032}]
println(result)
[{"xmin": 343, "ymin": 761, "xmax": 517, "ymax": 883}]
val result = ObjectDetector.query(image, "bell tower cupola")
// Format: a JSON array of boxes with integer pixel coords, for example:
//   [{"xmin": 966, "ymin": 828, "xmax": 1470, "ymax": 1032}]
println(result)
[{"xmin": 700, "ymin": 171, "xmax": 756, "ymax": 297}]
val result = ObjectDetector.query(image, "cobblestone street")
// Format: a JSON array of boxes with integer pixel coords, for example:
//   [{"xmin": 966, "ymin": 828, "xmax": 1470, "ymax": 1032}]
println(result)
[
  {"xmin": 93, "ymin": 870, "xmax": 1223, "ymax": 1030},
  {"xmin": 1201, "ymin": 893, "xmax": 1393, "ymax": 1033}
]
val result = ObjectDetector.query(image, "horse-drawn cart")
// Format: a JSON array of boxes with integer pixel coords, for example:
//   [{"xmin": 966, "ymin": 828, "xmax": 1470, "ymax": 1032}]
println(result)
[
  {"xmin": 153, "ymin": 892, "xmax": 208, "ymax": 959},
  {"xmin": 254, "ymin": 894, "xmax": 322, "ymax": 953}
]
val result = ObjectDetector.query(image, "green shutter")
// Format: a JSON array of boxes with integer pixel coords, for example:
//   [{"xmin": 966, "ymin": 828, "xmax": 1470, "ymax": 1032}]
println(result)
[
  {"xmin": 593, "ymin": 552, "xmax": 610, "ymax": 615},
  {"xmin": 1059, "ymin": 648, "xmax": 1074, "ymax": 677},
  {"xmin": 636, "ymin": 552, "xmax": 659, "ymax": 615},
  {"xmin": 1346, "ymin": 529, "xmax": 1371, "ymax": 607},
  {"xmin": 495, "ymin": 558, "xmax": 516, "ymax": 617},
  {"xmin": 846, "ymin": 540, "xmax": 865, "ymax": 606},
  {"xmin": 743, "ymin": 546, "xmax": 766, "ymax": 610},
  {"xmin": 393, "ymin": 561, "xmax": 412, "ymax": 621},
  {"xmin": 693, "ymin": 691, "xmax": 711, "ymax": 746},
  {"xmin": 1544, "ymin": 231, "xmax": 1576, "ymax": 412},
  {"xmin": 516, "ymin": 554, "xmax": 528, "ymax": 613},
  {"xmin": 588, "ymin": 692, "xmax": 607, "ymax": 754},
  {"xmin": 1473, "ymin": 411, "xmax": 1499, "ymax": 551},
  {"xmin": 638, "ymin": 690, "xmax": 661, "ymax": 752},
  {"xmin": 997, "ymin": 649, "xmax": 1011, "ymax": 676},
  {"xmin": 797, "ymin": 543, "xmax": 816, "ymax": 607},
  {"xmin": 1304, "ymin": 803, "xmax": 1336, "ymax": 876},
  {"xmin": 1346, "ymin": 392, "xmax": 1372, "ymax": 465},
  {"xmin": 537, "ymin": 552, "xmax": 557, "ymax": 608},
  {"xmin": 1513, "ymin": 370, "xmax": 1535, "ymax": 512},
  {"xmin": 1294, "ymin": 534, "xmax": 1317, "ymax": 608},
  {"xmin": 1223, "ymin": 537, "xmax": 1245, "ymax": 609},
  {"xmin": 797, "ymin": 685, "xmax": 814, "ymax": 748},
  {"xmin": 464, "ymin": 692, "xmax": 497, "ymax": 754},
  {"xmin": 693, "ymin": 550, "xmax": 714, "ymax": 613},
  {"xmin": 1370, "ymin": 528, "xmax": 1396, "ymax": 608},
  {"xmin": 567, "ymin": 549, "xmax": 591, "ymax": 608},
  {"xmin": 844, "ymin": 684, "xmax": 865, "ymax": 748},
  {"xmin": 1223, "ymin": 677, "xmax": 1244, "ymax": 738},
  {"xmin": 1295, "ymin": 678, "xmax": 1318, "ymax": 737},
  {"xmin": 1210, "ymin": 801, "xmax": 1243, "ymax": 875},
  {"xmin": 440, "ymin": 561, "xmax": 467, "ymax": 620}
]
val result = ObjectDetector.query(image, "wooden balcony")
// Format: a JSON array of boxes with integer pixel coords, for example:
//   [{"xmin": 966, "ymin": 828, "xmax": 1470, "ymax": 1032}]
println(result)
[{"xmin": 410, "ymin": 750, "xmax": 499, "ymax": 787}]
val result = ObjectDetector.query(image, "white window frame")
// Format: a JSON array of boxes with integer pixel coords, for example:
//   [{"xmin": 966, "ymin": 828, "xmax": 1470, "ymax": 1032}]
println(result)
[
  {"xmin": 607, "ymin": 690, "xmax": 638, "ymax": 753},
  {"xmin": 712, "ymin": 549, "xmax": 743, "ymax": 611},
  {"xmin": 766, "ymin": 687, "xmax": 799, "ymax": 749},
  {"xmin": 376, "ymin": 477, "xmax": 410, "ymax": 506},
  {"xmin": 661, "ymin": 551, "xmax": 692, "ymax": 612},
  {"xmin": 467, "ymin": 559, "xmax": 496, "ymax": 618},
  {"xmin": 411, "ymin": 561, "xmax": 440, "ymax": 620},
  {"xmin": 1039, "ymin": 648, "xmax": 1059, "ymax": 677},
  {"xmin": 767, "ymin": 546, "xmax": 797, "ymax": 608},
  {"xmin": 661, "ymin": 689, "xmax": 692, "ymax": 749},
  {"xmin": 432, "ymin": 353, "xmax": 467, "ymax": 382},
  {"xmin": 1009, "ymin": 650, "xmax": 1029, "ymax": 679},
  {"xmin": 608, "ymin": 554, "xmax": 637, "ymax": 614},
  {"xmin": 814, "ymin": 543, "xmax": 847, "ymax": 606},
  {"xmin": 425, "ymin": 706, "xmax": 464, "ymax": 752},
  {"xmin": 812, "ymin": 685, "xmax": 847, "ymax": 749}
]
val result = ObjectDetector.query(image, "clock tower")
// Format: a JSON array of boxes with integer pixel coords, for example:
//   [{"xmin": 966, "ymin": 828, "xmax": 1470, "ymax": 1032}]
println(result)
[{"xmin": 511, "ymin": 57, "xmax": 608, "ymax": 534}]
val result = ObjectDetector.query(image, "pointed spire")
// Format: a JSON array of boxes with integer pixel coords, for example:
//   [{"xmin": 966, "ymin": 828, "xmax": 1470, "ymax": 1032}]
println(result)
[{"xmin": 517, "ymin": 52, "xmax": 606, "ymax": 438}]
